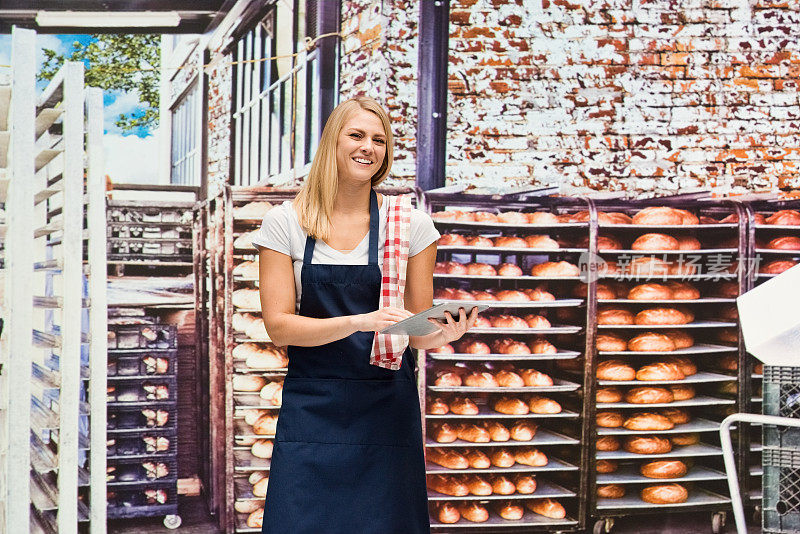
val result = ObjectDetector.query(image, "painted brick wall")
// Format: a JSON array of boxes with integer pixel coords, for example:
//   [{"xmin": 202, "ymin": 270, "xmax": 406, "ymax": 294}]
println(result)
[
  {"xmin": 206, "ymin": 49, "xmax": 233, "ymax": 198},
  {"xmin": 445, "ymin": 0, "xmax": 800, "ymax": 195}
]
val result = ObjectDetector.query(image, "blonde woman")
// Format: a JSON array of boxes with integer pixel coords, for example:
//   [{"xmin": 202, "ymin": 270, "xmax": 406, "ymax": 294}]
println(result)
[{"xmin": 252, "ymin": 96, "xmax": 477, "ymax": 532}]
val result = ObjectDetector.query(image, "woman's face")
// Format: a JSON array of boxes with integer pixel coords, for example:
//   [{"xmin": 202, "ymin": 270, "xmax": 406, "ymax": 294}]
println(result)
[{"xmin": 336, "ymin": 108, "xmax": 387, "ymax": 184}]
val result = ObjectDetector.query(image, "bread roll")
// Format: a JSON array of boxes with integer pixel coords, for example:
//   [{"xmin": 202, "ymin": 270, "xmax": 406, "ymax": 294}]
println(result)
[
  {"xmin": 493, "ymin": 397, "xmax": 529, "ymax": 415},
  {"xmin": 597, "ymin": 484, "xmax": 626, "ymax": 498},
  {"xmin": 625, "ymin": 387, "xmax": 675, "ymax": 404},
  {"xmin": 597, "ymin": 333, "xmax": 629, "ymax": 352},
  {"xmin": 232, "ymin": 289, "xmax": 261, "ymax": 310},
  {"xmin": 623, "ymin": 436, "xmax": 672, "ymax": 454},
  {"xmin": 761, "ymin": 259, "xmax": 798, "ymax": 274},
  {"xmin": 527, "ymin": 211, "xmax": 560, "ymax": 224},
  {"xmin": 435, "ymin": 371, "xmax": 462, "ymax": 387},
  {"xmin": 457, "ymin": 423, "xmax": 491, "ymax": 443},
  {"xmin": 495, "ymin": 289, "xmax": 530, "ymax": 302},
  {"xmin": 597, "ymin": 436, "xmax": 621, "ymax": 451},
  {"xmin": 676, "ymin": 236, "xmax": 702, "ymax": 250},
  {"xmin": 246, "ymin": 508, "xmax": 264, "ymax": 528},
  {"xmin": 494, "ymin": 236, "xmax": 527, "ymax": 248},
  {"xmin": 666, "ymin": 282, "xmax": 700, "ymax": 300},
  {"xmin": 597, "ymin": 411, "xmax": 624, "ymax": 428},
  {"xmin": 520, "ymin": 368, "xmax": 553, "ymax": 387},
  {"xmin": 253, "ymin": 414, "xmax": 278, "ymax": 435},
  {"xmin": 675, "ymin": 209, "xmax": 700, "ymax": 225},
  {"xmin": 259, "ymin": 380, "xmax": 281, "ymax": 405},
  {"xmin": 628, "ymin": 333, "xmax": 676, "ymax": 352},
  {"xmin": 598, "ymin": 306, "xmax": 635, "ymax": 325},
  {"xmin": 528, "ymin": 337, "xmax": 558, "ymax": 354},
  {"xmin": 597, "ymin": 360, "xmax": 636, "ymax": 381},
  {"xmin": 464, "ymin": 372, "xmax": 499, "ymax": 388},
  {"xmin": 490, "ymin": 475, "xmax": 517, "ymax": 495},
  {"xmin": 428, "ymin": 475, "xmax": 469, "ymax": 497},
  {"xmin": 623, "ymin": 412, "xmax": 675, "ymax": 431},
  {"xmin": 239, "ymin": 344, "xmax": 288, "ymax": 369},
  {"xmin": 524, "ymin": 234, "xmax": 560, "ymax": 249},
  {"xmin": 526, "ymin": 499, "xmax": 566, "ymax": 519},
  {"xmin": 634, "ymin": 307, "xmax": 691, "ymax": 325},
  {"xmin": 433, "ymin": 423, "xmax": 458, "ymax": 443},
  {"xmin": 466, "ymin": 235, "xmax": 495, "ymax": 248},
  {"xmin": 484, "ymin": 421, "xmax": 511, "ymax": 442},
  {"xmin": 439, "ymin": 234, "xmax": 469, "ymax": 246},
  {"xmin": 466, "ymin": 262, "xmax": 497, "ymax": 276},
  {"xmin": 635, "ymin": 362, "xmax": 685, "ymax": 381},
  {"xmin": 466, "ymin": 449, "xmax": 491, "ymax": 469},
  {"xmin": 632, "ymin": 233, "xmax": 680, "ymax": 251},
  {"xmin": 632, "ymin": 207, "xmax": 684, "ymax": 225},
  {"xmin": 596, "ymin": 459, "xmax": 619, "ymax": 473},
  {"xmin": 252, "ymin": 476, "xmax": 269, "ymax": 498},
  {"xmin": 235, "ymin": 500, "xmax": 262, "ymax": 514},
  {"xmin": 464, "ymin": 475, "xmax": 493, "ymax": 496},
  {"xmin": 712, "ymin": 282, "xmax": 739, "ymax": 298},
  {"xmin": 607, "ymin": 212, "xmax": 634, "ymax": 224},
  {"xmin": 528, "ymin": 395, "xmax": 562, "ymax": 414},
  {"xmin": 663, "ymin": 330, "xmax": 695, "ymax": 349},
  {"xmin": 427, "ymin": 397, "xmax": 449, "ymax": 415},
  {"xmin": 669, "ymin": 385, "xmax": 696, "ymax": 401},
  {"xmin": 458, "ymin": 502, "xmax": 489, "ymax": 523},
  {"xmin": 456, "ymin": 339, "xmax": 491, "ymax": 354},
  {"xmin": 510, "ymin": 421, "xmax": 538, "ymax": 441},
  {"xmin": 496, "ymin": 370, "xmax": 525, "ymax": 388},
  {"xmin": 641, "ymin": 483, "xmax": 688, "ymax": 504},
  {"xmin": 766, "ymin": 236, "xmax": 800, "ymax": 250},
  {"xmin": 628, "ymin": 256, "xmax": 671, "ymax": 276},
  {"xmin": 436, "ymin": 502, "xmax": 461, "ymax": 524},
  {"xmin": 767, "ymin": 209, "xmax": 800, "ymax": 225},
  {"xmin": 640, "ymin": 460, "xmax": 688, "ymax": 479},
  {"xmin": 530, "ymin": 261, "xmax": 580, "ymax": 277},
  {"xmin": 233, "ymin": 230, "xmax": 259, "ymax": 249},
  {"xmin": 491, "ymin": 448, "xmax": 516, "ymax": 467},
  {"xmin": 662, "ymin": 356, "xmax": 697, "ymax": 376},
  {"xmin": 472, "ymin": 211, "xmax": 499, "ymax": 223},
  {"xmin": 660, "ymin": 407, "xmax": 691, "ymax": 425},
  {"xmin": 628, "ymin": 283, "xmax": 673, "ymax": 300},
  {"xmin": 251, "ymin": 439, "xmax": 274, "ymax": 459},
  {"xmin": 670, "ymin": 433, "xmax": 700, "ymax": 446},
  {"xmin": 450, "ymin": 397, "xmax": 479, "ymax": 415},
  {"xmin": 514, "ymin": 447, "xmax": 548, "ymax": 466},
  {"xmin": 716, "ymin": 328, "xmax": 739, "ymax": 345},
  {"xmin": 233, "ymin": 375, "xmax": 267, "ymax": 392},
  {"xmin": 524, "ymin": 314, "xmax": 552, "ymax": 329},
  {"xmin": 597, "ymin": 387, "xmax": 624, "ymax": 403},
  {"xmin": 232, "ymin": 312, "xmax": 259, "ymax": 333},
  {"xmin": 497, "ymin": 263, "xmax": 524, "ymax": 277},
  {"xmin": 233, "ymin": 260, "xmax": 260, "ymax": 279},
  {"xmin": 524, "ymin": 287, "xmax": 557, "ymax": 301},
  {"xmin": 428, "ymin": 448, "xmax": 469, "ymax": 469},
  {"xmin": 514, "ymin": 475, "xmax": 537, "ymax": 494}
]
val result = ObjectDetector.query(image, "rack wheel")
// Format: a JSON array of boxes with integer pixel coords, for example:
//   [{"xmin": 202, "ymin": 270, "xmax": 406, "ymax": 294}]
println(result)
[
  {"xmin": 711, "ymin": 511, "xmax": 725, "ymax": 534},
  {"xmin": 164, "ymin": 515, "xmax": 182, "ymax": 529},
  {"xmin": 753, "ymin": 505, "xmax": 762, "ymax": 524},
  {"xmin": 593, "ymin": 518, "xmax": 614, "ymax": 534}
]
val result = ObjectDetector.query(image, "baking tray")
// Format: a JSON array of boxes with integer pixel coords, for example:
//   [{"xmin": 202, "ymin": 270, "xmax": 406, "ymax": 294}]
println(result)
[
  {"xmin": 598, "ymin": 343, "xmax": 738, "ymax": 356},
  {"xmin": 428, "ymin": 378, "xmax": 580, "ymax": 394},
  {"xmin": 600, "ymin": 274, "xmax": 738, "ymax": 281},
  {"xmin": 233, "ymin": 448, "xmax": 272, "ymax": 472},
  {"xmin": 597, "ymin": 371, "xmax": 736, "ymax": 386},
  {"xmin": 430, "ymin": 510, "xmax": 578, "ymax": 530},
  {"xmin": 600, "ymin": 248, "xmax": 737, "ymax": 255},
  {"xmin": 234, "ymin": 336, "xmax": 271, "ymax": 343},
  {"xmin": 427, "ymin": 478, "xmax": 576, "ymax": 501},
  {"xmin": 234, "ymin": 419, "xmax": 275, "ymax": 440},
  {"xmin": 597, "ymin": 321, "xmax": 737, "ymax": 330},
  {"xmin": 433, "ymin": 220, "xmax": 586, "ymax": 229},
  {"xmin": 426, "ymin": 406, "xmax": 579, "ymax": 420},
  {"xmin": 597, "ymin": 464, "xmax": 727, "ymax": 485},
  {"xmin": 428, "ymin": 350, "xmax": 581, "ymax": 362},
  {"xmin": 437, "ymin": 245, "xmax": 587, "ymax": 254},
  {"xmin": 232, "ymin": 363, "xmax": 287, "ymax": 374},
  {"xmin": 434, "ymin": 274, "xmax": 584, "ymax": 282},
  {"xmin": 433, "ymin": 299, "xmax": 584, "ymax": 308},
  {"xmin": 596, "ymin": 417, "xmax": 721, "ymax": 436},
  {"xmin": 233, "ymin": 393, "xmax": 282, "ymax": 410},
  {"xmin": 426, "ymin": 428, "xmax": 579, "ymax": 448},
  {"xmin": 750, "ymin": 465, "xmax": 763, "ymax": 477},
  {"xmin": 234, "ymin": 513, "xmax": 262, "ymax": 532},
  {"xmin": 595, "ymin": 487, "xmax": 730, "ymax": 511},
  {"xmin": 751, "ymin": 441, "xmax": 763, "ymax": 452},
  {"xmin": 425, "ymin": 456, "xmax": 578, "ymax": 475},
  {"xmin": 754, "ymin": 224, "xmax": 800, "ymax": 231},
  {"xmin": 597, "ymin": 442, "xmax": 722, "ymax": 460},
  {"xmin": 597, "ymin": 395, "xmax": 735, "ymax": 409},
  {"xmin": 235, "ymin": 477, "xmax": 268, "ymax": 501},
  {"xmin": 467, "ymin": 326, "xmax": 582, "ymax": 335},
  {"xmin": 600, "ymin": 298, "xmax": 735, "ymax": 304},
  {"xmin": 597, "ymin": 223, "xmax": 737, "ymax": 230},
  {"xmin": 754, "ymin": 248, "xmax": 800, "ymax": 255}
]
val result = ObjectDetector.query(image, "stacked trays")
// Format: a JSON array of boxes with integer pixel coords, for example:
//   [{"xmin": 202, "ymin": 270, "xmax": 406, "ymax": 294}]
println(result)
[
  {"xmin": 228, "ymin": 196, "xmax": 291, "ymax": 533},
  {"xmin": 106, "ymin": 200, "xmax": 194, "ymax": 265},
  {"xmin": 745, "ymin": 201, "xmax": 800, "ymax": 521},
  {"xmin": 422, "ymin": 192, "xmax": 588, "ymax": 531},
  {"xmin": 585, "ymin": 201, "xmax": 743, "ymax": 533},
  {"xmin": 106, "ymin": 320, "xmax": 179, "ymax": 521}
]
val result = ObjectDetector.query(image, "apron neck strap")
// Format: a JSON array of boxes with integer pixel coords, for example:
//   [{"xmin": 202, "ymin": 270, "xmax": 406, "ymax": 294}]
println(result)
[{"xmin": 302, "ymin": 189, "xmax": 381, "ymax": 266}]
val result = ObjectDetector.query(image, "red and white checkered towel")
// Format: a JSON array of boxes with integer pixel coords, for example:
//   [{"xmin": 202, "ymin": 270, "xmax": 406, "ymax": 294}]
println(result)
[{"xmin": 370, "ymin": 193, "xmax": 412, "ymax": 370}]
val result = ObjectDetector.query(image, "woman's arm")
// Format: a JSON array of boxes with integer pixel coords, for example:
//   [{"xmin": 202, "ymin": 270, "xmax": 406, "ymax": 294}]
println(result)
[
  {"xmin": 405, "ymin": 242, "xmax": 477, "ymax": 350},
  {"xmin": 258, "ymin": 248, "xmax": 413, "ymax": 347}
]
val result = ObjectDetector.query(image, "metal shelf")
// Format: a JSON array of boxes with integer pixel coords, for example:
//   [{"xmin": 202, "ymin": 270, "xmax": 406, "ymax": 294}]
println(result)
[
  {"xmin": 438, "ymin": 245, "xmax": 587, "ymax": 254},
  {"xmin": 428, "ymin": 350, "xmax": 581, "ymax": 362},
  {"xmin": 426, "ymin": 428, "xmax": 579, "ymax": 449},
  {"xmin": 596, "ymin": 418, "xmax": 721, "ymax": 436},
  {"xmin": 429, "ymin": 378, "xmax": 580, "ymax": 395},
  {"xmin": 596, "ymin": 487, "xmax": 730, "ymax": 511},
  {"xmin": 433, "ymin": 299, "xmax": 584, "ymax": 308},
  {"xmin": 427, "ymin": 478, "xmax": 577, "ymax": 501},
  {"xmin": 597, "ymin": 395, "xmax": 735, "ymax": 409},
  {"xmin": 435, "ymin": 274, "xmax": 583, "ymax": 282},
  {"xmin": 468, "ymin": 326, "xmax": 583, "ymax": 335},
  {"xmin": 599, "ymin": 343, "xmax": 738, "ymax": 356},
  {"xmin": 426, "ymin": 456, "xmax": 578, "ymax": 475},
  {"xmin": 426, "ymin": 406, "xmax": 579, "ymax": 421},
  {"xmin": 597, "ymin": 321, "xmax": 737, "ymax": 330},
  {"xmin": 597, "ymin": 442, "xmax": 723, "ymax": 460},
  {"xmin": 597, "ymin": 371, "xmax": 736, "ymax": 386},
  {"xmin": 597, "ymin": 464, "xmax": 727, "ymax": 485},
  {"xmin": 430, "ymin": 510, "xmax": 578, "ymax": 530}
]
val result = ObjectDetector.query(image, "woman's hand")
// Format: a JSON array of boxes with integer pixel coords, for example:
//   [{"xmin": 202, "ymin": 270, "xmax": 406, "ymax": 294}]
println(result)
[
  {"xmin": 427, "ymin": 307, "xmax": 479, "ymax": 344},
  {"xmin": 354, "ymin": 307, "xmax": 414, "ymax": 332}
]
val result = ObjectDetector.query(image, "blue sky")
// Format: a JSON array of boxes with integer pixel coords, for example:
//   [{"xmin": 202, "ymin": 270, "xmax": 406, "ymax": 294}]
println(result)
[{"xmin": 0, "ymin": 33, "xmax": 160, "ymax": 183}]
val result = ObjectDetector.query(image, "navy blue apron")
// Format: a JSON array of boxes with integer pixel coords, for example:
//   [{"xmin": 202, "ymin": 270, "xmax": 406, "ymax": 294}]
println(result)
[{"xmin": 262, "ymin": 190, "xmax": 430, "ymax": 534}]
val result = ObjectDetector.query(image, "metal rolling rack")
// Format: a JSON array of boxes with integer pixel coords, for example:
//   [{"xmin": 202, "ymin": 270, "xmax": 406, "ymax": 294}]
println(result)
[
  {"xmin": 583, "ymin": 196, "xmax": 748, "ymax": 534},
  {"xmin": 1, "ymin": 29, "xmax": 108, "ymax": 534},
  {"xmin": 742, "ymin": 196, "xmax": 800, "ymax": 531},
  {"xmin": 420, "ymin": 188, "xmax": 589, "ymax": 532},
  {"xmin": 106, "ymin": 320, "xmax": 180, "ymax": 529}
]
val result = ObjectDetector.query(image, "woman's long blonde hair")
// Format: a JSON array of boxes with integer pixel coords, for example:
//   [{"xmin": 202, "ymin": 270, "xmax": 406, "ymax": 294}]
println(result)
[{"xmin": 295, "ymin": 96, "xmax": 394, "ymax": 240}]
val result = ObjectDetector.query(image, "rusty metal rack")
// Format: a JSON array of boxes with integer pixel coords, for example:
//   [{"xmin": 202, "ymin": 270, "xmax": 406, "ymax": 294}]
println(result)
[
  {"xmin": 420, "ymin": 188, "xmax": 590, "ymax": 532},
  {"xmin": 583, "ymin": 196, "xmax": 749, "ymax": 534}
]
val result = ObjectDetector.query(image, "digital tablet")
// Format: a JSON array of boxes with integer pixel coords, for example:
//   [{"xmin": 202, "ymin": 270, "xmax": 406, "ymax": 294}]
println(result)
[{"xmin": 379, "ymin": 302, "xmax": 488, "ymax": 336}]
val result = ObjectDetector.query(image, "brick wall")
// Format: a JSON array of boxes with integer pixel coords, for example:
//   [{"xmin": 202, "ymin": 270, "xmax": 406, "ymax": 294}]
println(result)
[
  {"xmin": 206, "ymin": 49, "xmax": 233, "ymax": 198},
  {"xmin": 445, "ymin": 0, "xmax": 800, "ymax": 195}
]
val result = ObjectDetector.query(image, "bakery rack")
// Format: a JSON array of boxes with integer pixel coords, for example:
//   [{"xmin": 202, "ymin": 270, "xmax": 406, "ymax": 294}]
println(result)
[
  {"xmin": 584, "ymin": 195, "xmax": 748, "ymax": 534},
  {"xmin": 106, "ymin": 319, "xmax": 180, "ymax": 529},
  {"xmin": 742, "ymin": 196, "xmax": 800, "ymax": 532},
  {"xmin": 420, "ymin": 188, "xmax": 589, "ymax": 532},
  {"xmin": 1, "ymin": 30, "xmax": 108, "ymax": 534}
]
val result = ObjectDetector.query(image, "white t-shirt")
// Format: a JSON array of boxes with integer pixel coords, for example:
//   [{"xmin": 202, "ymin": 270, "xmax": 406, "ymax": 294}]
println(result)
[{"xmin": 252, "ymin": 200, "xmax": 440, "ymax": 311}]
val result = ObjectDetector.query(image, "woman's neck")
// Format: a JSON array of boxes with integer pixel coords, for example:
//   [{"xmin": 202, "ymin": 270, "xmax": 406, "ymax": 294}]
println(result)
[{"xmin": 333, "ymin": 180, "xmax": 373, "ymax": 216}]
